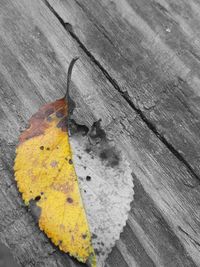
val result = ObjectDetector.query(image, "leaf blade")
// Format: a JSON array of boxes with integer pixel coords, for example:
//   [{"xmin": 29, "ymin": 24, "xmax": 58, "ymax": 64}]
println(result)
[{"xmin": 14, "ymin": 98, "xmax": 96, "ymax": 265}]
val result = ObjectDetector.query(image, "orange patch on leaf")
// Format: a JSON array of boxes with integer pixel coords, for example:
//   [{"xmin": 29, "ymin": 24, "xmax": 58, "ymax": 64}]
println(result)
[{"xmin": 19, "ymin": 99, "xmax": 67, "ymax": 144}]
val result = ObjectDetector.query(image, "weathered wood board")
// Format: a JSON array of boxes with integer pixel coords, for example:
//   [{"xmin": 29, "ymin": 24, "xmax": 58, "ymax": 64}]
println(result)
[{"xmin": 0, "ymin": 0, "xmax": 200, "ymax": 266}]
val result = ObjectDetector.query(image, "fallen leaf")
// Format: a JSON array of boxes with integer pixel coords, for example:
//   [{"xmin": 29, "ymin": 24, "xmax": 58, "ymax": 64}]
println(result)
[{"xmin": 14, "ymin": 58, "xmax": 134, "ymax": 267}]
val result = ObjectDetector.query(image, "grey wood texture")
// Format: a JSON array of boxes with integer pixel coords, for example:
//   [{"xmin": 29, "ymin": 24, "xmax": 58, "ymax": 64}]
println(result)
[{"xmin": 0, "ymin": 0, "xmax": 200, "ymax": 267}]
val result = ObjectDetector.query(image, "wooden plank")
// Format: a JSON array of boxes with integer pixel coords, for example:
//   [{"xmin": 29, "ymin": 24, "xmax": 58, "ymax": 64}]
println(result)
[
  {"xmin": 45, "ymin": 0, "xmax": 200, "ymax": 181},
  {"xmin": 0, "ymin": 241, "xmax": 20, "ymax": 267},
  {"xmin": 0, "ymin": 0, "xmax": 200, "ymax": 266}
]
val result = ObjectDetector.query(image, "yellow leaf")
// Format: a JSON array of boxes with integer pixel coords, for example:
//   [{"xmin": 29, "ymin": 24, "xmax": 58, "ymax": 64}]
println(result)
[{"xmin": 14, "ymin": 60, "xmax": 96, "ymax": 266}]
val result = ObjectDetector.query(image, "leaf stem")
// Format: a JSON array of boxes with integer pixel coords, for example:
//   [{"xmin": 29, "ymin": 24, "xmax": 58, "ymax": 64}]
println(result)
[
  {"xmin": 65, "ymin": 57, "xmax": 79, "ymax": 134},
  {"xmin": 64, "ymin": 57, "xmax": 79, "ymax": 100}
]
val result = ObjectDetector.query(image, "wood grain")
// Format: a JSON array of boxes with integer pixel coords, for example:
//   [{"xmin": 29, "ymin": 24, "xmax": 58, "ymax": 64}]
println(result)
[
  {"xmin": 46, "ymin": 0, "xmax": 200, "ymax": 182},
  {"xmin": 0, "ymin": 0, "xmax": 200, "ymax": 266}
]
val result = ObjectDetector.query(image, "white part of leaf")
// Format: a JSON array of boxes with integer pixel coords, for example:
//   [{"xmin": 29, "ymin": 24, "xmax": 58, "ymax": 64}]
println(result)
[{"xmin": 69, "ymin": 126, "xmax": 134, "ymax": 267}]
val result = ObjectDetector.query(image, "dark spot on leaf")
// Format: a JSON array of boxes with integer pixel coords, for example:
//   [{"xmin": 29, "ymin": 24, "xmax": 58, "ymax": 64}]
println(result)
[
  {"xmin": 110, "ymin": 153, "xmax": 120, "ymax": 167},
  {"xmin": 46, "ymin": 147, "xmax": 50, "ymax": 151},
  {"xmin": 92, "ymin": 233, "xmax": 97, "ymax": 239},
  {"xmin": 45, "ymin": 108, "xmax": 54, "ymax": 117},
  {"xmin": 82, "ymin": 234, "xmax": 87, "ymax": 239},
  {"xmin": 100, "ymin": 150, "xmax": 108, "ymax": 160},
  {"xmin": 56, "ymin": 110, "xmax": 65, "ymax": 118},
  {"xmin": 86, "ymin": 176, "xmax": 91, "ymax": 181},
  {"xmin": 78, "ymin": 155, "xmax": 82, "ymax": 159},
  {"xmin": 65, "ymin": 157, "xmax": 68, "ymax": 161},
  {"xmin": 40, "ymin": 146, "xmax": 44, "ymax": 150},
  {"xmin": 67, "ymin": 197, "xmax": 73, "ymax": 203},
  {"xmin": 41, "ymin": 192, "xmax": 44, "ymax": 195},
  {"xmin": 84, "ymin": 166, "xmax": 87, "ymax": 169},
  {"xmin": 94, "ymin": 249, "xmax": 100, "ymax": 256},
  {"xmin": 99, "ymin": 148, "xmax": 120, "ymax": 167},
  {"xmin": 84, "ymin": 190, "xmax": 87, "ymax": 193},
  {"xmin": 68, "ymin": 159, "xmax": 73, "ymax": 164},
  {"xmin": 85, "ymin": 147, "xmax": 91, "ymax": 153},
  {"xmin": 35, "ymin": 195, "xmax": 41, "ymax": 202},
  {"xmin": 47, "ymin": 116, "xmax": 52, "ymax": 122}
]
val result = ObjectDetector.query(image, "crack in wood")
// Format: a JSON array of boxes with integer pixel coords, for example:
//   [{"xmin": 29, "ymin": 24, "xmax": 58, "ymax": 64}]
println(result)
[{"xmin": 178, "ymin": 226, "xmax": 200, "ymax": 249}]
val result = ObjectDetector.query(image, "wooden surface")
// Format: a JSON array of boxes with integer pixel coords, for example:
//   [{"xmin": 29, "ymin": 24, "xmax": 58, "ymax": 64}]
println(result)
[{"xmin": 0, "ymin": 0, "xmax": 200, "ymax": 266}]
